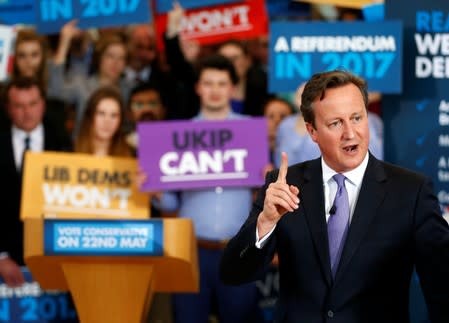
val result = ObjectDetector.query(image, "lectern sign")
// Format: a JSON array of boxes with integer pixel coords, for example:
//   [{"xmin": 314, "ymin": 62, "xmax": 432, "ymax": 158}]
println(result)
[{"xmin": 44, "ymin": 219, "xmax": 163, "ymax": 256}]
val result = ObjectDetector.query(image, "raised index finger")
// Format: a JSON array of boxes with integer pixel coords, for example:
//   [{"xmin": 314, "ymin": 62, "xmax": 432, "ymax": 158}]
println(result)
[{"xmin": 277, "ymin": 152, "xmax": 289, "ymax": 183}]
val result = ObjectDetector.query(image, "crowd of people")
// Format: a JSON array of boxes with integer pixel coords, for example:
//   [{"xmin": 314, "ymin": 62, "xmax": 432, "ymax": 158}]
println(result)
[{"xmin": 0, "ymin": 3, "xmax": 393, "ymax": 323}]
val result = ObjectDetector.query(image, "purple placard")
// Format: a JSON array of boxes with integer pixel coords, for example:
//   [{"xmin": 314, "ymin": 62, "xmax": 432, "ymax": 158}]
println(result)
[{"xmin": 138, "ymin": 118, "xmax": 269, "ymax": 191}]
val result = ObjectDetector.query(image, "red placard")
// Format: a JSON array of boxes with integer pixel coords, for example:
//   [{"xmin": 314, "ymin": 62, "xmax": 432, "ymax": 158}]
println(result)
[{"xmin": 155, "ymin": 0, "xmax": 268, "ymax": 49}]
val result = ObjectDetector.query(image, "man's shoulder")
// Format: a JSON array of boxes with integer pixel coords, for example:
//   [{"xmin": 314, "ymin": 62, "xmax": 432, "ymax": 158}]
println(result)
[
  {"xmin": 0, "ymin": 127, "xmax": 12, "ymax": 144},
  {"xmin": 42, "ymin": 120, "xmax": 72, "ymax": 152},
  {"xmin": 370, "ymin": 157, "xmax": 429, "ymax": 185}
]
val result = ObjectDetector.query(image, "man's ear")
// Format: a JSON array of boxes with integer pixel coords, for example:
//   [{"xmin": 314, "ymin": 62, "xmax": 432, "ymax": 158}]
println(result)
[{"xmin": 305, "ymin": 122, "xmax": 318, "ymax": 143}]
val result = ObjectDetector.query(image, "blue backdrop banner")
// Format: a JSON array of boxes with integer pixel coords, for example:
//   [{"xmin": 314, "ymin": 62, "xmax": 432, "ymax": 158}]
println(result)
[
  {"xmin": 384, "ymin": 1, "xmax": 449, "ymax": 322},
  {"xmin": 268, "ymin": 20, "xmax": 402, "ymax": 93},
  {"xmin": 384, "ymin": 0, "xmax": 449, "ymax": 226}
]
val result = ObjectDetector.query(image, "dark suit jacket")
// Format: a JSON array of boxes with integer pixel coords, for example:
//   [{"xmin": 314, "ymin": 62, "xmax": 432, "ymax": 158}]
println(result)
[
  {"xmin": 220, "ymin": 155, "xmax": 449, "ymax": 323},
  {"xmin": 0, "ymin": 120, "xmax": 72, "ymax": 265}
]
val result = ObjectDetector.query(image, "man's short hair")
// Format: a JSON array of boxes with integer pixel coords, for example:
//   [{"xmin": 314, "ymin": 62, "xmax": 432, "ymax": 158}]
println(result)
[
  {"xmin": 3, "ymin": 77, "xmax": 46, "ymax": 106},
  {"xmin": 218, "ymin": 39, "xmax": 249, "ymax": 56},
  {"xmin": 128, "ymin": 81, "xmax": 166, "ymax": 110},
  {"xmin": 194, "ymin": 54, "xmax": 239, "ymax": 85},
  {"xmin": 300, "ymin": 70, "xmax": 368, "ymax": 128}
]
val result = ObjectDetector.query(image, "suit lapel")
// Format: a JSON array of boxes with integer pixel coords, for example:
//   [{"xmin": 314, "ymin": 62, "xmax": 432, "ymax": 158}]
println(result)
[
  {"xmin": 43, "ymin": 124, "xmax": 54, "ymax": 150},
  {"xmin": 299, "ymin": 159, "xmax": 333, "ymax": 286},
  {"xmin": 4, "ymin": 129, "xmax": 21, "ymax": 174},
  {"xmin": 334, "ymin": 155, "xmax": 387, "ymax": 282}
]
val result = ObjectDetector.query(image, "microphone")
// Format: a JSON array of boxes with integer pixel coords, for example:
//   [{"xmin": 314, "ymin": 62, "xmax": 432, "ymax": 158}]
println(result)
[{"xmin": 329, "ymin": 205, "xmax": 337, "ymax": 215}]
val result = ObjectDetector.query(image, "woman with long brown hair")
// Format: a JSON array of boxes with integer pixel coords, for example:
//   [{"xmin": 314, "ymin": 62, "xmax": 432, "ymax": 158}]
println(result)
[
  {"xmin": 75, "ymin": 86, "xmax": 131, "ymax": 157},
  {"xmin": 11, "ymin": 29, "xmax": 49, "ymax": 90}
]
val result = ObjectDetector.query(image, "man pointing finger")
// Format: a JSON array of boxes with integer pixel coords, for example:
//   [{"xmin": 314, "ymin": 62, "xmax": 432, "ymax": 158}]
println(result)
[
  {"xmin": 220, "ymin": 70, "xmax": 449, "ymax": 323},
  {"xmin": 257, "ymin": 152, "xmax": 299, "ymax": 238}
]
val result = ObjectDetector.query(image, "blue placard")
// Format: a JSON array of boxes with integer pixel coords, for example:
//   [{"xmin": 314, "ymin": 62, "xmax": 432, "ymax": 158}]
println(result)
[
  {"xmin": 155, "ymin": 0, "xmax": 240, "ymax": 14},
  {"xmin": 36, "ymin": 0, "xmax": 152, "ymax": 35},
  {"xmin": 268, "ymin": 20, "xmax": 403, "ymax": 93},
  {"xmin": 44, "ymin": 219, "xmax": 163, "ymax": 256},
  {"xmin": 0, "ymin": 0, "xmax": 35, "ymax": 25},
  {"xmin": 0, "ymin": 269, "xmax": 77, "ymax": 323}
]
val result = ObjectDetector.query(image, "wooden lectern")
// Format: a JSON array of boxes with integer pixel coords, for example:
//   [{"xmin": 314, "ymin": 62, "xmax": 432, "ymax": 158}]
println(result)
[{"xmin": 24, "ymin": 218, "xmax": 199, "ymax": 323}]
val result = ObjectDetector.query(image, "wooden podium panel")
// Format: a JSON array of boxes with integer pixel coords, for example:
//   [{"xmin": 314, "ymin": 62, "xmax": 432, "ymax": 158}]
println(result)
[
  {"xmin": 62, "ymin": 263, "xmax": 155, "ymax": 323},
  {"xmin": 24, "ymin": 218, "xmax": 198, "ymax": 323}
]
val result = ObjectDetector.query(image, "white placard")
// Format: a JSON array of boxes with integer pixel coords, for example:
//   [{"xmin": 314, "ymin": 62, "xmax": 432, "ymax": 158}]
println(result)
[{"xmin": 0, "ymin": 25, "xmax": 15, "ymax": 81}]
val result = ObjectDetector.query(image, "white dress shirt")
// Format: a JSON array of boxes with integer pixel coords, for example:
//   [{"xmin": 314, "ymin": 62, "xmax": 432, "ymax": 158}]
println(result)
[
  {"xmin": 322, "ymin": 152, "xmax": 369, "ymax": 222},
  {"xmin": 124, "ymin": 66, "xmax": 151, "ymax": 83},
  {"xmin": 11, "ymin": 124, "xmax": 44, "ymax": 171}
]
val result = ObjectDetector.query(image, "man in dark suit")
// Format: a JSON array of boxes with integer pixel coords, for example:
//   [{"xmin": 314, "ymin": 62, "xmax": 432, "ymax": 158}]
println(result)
[
  {"xmin": 220, "ymin": 70, "xmax": 449, "ymax": 322},
  {"xmin": 0, "ymin": 77, "xmax": 72, "ymax": 287}
]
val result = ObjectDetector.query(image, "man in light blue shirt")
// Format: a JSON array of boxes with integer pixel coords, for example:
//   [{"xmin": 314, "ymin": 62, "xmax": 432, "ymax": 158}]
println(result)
[{"xmin": 154, "ymin": 55, "xmax": 260, "ymax": 323}]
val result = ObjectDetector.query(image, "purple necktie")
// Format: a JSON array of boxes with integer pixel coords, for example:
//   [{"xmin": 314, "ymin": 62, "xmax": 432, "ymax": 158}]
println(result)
[{"xmin": 327, "ymin": 174, "xmax": 350, "ymax": 277}]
